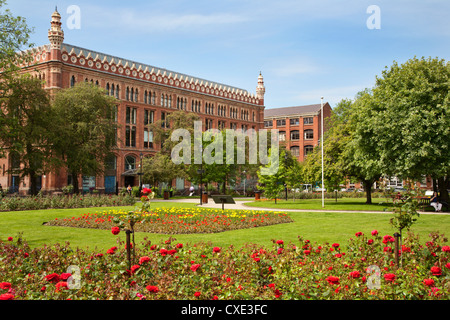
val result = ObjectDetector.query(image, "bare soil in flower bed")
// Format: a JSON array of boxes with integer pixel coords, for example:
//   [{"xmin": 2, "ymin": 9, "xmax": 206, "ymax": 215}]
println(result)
[{"xmin": 43, "ymin": 207, "xmax": 294, "ymax": 234}]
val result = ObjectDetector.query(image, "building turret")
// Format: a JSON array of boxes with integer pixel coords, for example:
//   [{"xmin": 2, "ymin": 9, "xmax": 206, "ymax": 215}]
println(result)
[
  {"xmin": 48, "ymin": 7, "xmax": 64, "ymax": 54},
  {"xmin": 256, "ymin": 72, "xmax": 265, "ymax": 105}
]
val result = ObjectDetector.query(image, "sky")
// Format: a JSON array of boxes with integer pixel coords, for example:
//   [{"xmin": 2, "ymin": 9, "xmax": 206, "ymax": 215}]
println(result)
[{"xmin": 6, "ymin": 0, "xmax": 450, "ymax": 109}]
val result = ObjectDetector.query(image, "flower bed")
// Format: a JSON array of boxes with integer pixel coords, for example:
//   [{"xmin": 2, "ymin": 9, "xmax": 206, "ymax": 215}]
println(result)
[
  {"xmin": 0, "ymin": 194, "xmax": 136, "ymax": 212},
  {"xmin": 0, "ymin": 229, "xmax": 449, "ymax": 300},
  {"xmin": 43, "ymin": 208, "xmax": 294, "ymax": 234}
]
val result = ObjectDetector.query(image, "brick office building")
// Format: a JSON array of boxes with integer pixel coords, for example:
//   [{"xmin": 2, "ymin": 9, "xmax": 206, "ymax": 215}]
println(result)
[
  {"xmin": 0, "ymin": 9, "xmax": 266, "ymax": 194},
  {"xmin": 264, "ymin": 103, "xmax": 332, "ymax": 162}
]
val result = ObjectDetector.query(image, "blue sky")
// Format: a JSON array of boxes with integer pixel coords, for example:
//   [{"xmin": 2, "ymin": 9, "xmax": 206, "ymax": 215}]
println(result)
[{"xmin": 7, "ymin": 0, "xmax": 450, "ymax": 109}]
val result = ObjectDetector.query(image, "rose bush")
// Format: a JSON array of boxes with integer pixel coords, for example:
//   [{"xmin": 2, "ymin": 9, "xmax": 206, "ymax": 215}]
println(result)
[{"xmin": 0, "ymin": 228, "xmax": 449, "ymax": 300}]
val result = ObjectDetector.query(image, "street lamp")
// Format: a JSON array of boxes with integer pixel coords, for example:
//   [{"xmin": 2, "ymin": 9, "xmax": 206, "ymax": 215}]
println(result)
[
  {"xmin": 139, "ymin": 152, "xmax": 143, "ymax": 194},
  {"xmin": 321, "ymin": 97, "xmax": 324, "ymax": 208},
  {"xmin": 197, "ymin": 166, "xmax": 204, "ymax": 205},
  {"xmin": 243, "ymin": 170, "xmax": 246, "ymax": 197}
]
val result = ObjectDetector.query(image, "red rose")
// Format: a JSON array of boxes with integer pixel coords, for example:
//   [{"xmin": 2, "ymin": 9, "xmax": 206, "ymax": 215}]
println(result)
[
  {"xmin": 45, "ymin": 273, "xmax": 60, "ymax": 283},
  {"xmin": 55, "ymin": 281, "xmax": 68, "ymax": 292},
  {"xmin": 371, "ymin": 230, "xmax": 378, "ymax": 236},
  {"xmin": 168, "ymin": 249, "xmax": 177, "ymax": 255},
  {"xmin": 111, "ymin": 226, "xmax": 120, "ymax": 235},
  {"xmin": 276, "ymin": 240, "xmax": 284, "ymax": 245},
  {"xmin": 194, "ymin": 291, "xmax": 201, "ymax": 297},
  {"xmin": 150, "ymin": 245, "xmax": 157, "ymax": 250},
  {"xmin": 130, "ymin": 265, "xmax": 140, "ymax": 274},
  {"xmin": 160, "ymin": 248, "xmax": 168, "ymax": 256},
  {"xmin": 213, "ymin": 247, "xmax": 221, "ymax": 253},
  {"xmin": 349, "ymin": 270, "xmax": 361, "ymax": 279},
  {"xmin": 326, "ymin": 276, "xmax": 340, "ymax": 285},
  {"xmin": 176, "ymin": 243, "xmax": 183, "ymax": 248},
  {"xmin": 139, "ymin": 256, "xmax": 150, "ymax": 264},
  {"xmin": 355, "ymin": 232, "xmax": 363, "ymax": 237},
  {"xmin": 0, "ymin": 282, "xmax": 11, "ymax": 290},
  {"xmin": 442, "ymin": 246, "xmax": 450, "ymax": 252},
  {"xmin": 384, "ymin": 273, "xmax": 396, "ymax": 282},
  {"xmin": 7, "ymin": 237, "xmax": 13, "ymax": 241},
  {"xmin": 0, "ymin": 293, "xmax": 14, "ymax": 300},
  {"xmin": 146, "ymin": 285, "xmax": 159, "ymax": 293},
  {"xmin": 190, "ymin": 264, "xmax": 201, "ymax": 272},
  {"xmin": 60, "ymin": 273, "xmax": 71, "ymax": 281},
  {"xmin": 142, "ymin": 188, "xmax": 152, "ymax": 195},
  {"xmin": 367, "ymin": 239, "xmax": 374, "ymax": 245},
  {"xmin": 423, "ymin": 278, "xmax": 435, "ymax": 287},
  {"xmin": 332, "ymin": 243, "xmax": 340, "ymax": 248},
  {"xmin": 431, "ymin": 266, "xmax": 442, "ymax": 276}
]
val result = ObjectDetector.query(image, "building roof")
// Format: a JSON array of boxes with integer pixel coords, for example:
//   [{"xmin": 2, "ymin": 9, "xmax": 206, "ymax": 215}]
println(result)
[{"xmin": 264, "ymin": 104, "xmax": 327, "ymax": 118}]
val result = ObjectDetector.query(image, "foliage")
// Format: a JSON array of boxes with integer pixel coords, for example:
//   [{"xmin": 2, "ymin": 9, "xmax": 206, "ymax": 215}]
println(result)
[
  {"xmin": 1, "ymin": 228, "xmax": 449, "ymax": 300},
  {"xmin": 257, "ymin": 149, "xmax": 286, "ymax": 203},
  {"xmin": 356, "ymin": 57, "xmax": 450, "ymax": 202},
  {"xmin": 0, "ymin": 75, "xmax": 52, "ymax": 195},
  {"xmin": 0, "ymin": 194, "xmax": 135, "ymax": 212},
  {"xmin": 49, "ymin": 82, "xmax": 119, "ymax": 194}
]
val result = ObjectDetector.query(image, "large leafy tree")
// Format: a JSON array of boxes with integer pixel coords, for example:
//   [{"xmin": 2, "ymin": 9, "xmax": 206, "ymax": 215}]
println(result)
[
  {"xmin": 1, "ymin": 75, "xmax": 52, "ymax": 195},
  {"xmin": 50, "ymin": 82, "xmax": 119, "ymax": 194},
  {"xmin": 355, "ymin": 57, "xmax": 450, "ymax": 202}
]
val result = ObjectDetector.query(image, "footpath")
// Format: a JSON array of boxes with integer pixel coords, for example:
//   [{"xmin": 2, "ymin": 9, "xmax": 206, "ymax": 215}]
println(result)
[{"xmin": 150, "ymin": 197, "xmax": 448, "ymax": 215}]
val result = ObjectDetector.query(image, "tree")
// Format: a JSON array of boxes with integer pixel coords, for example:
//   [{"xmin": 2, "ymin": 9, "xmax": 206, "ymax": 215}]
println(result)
[
  {"xmin": 50, "ymin": 82, "xmax": 119, "ymax": 194},
  {"xmin": 257, "ymin": 149, "xmax": 286, "ymax": 204},
  {"xmin": 356, "ymin": 57, "xmax": 450, "ymax": 202},
  {"xmin": 0, "ymin": 75, "xmax": 52, "ymax": 195},
  {"xmin": 301, "ymin": 98, "xmax": 379, "ymax": 203},
  {"xmin": 142, "ymin": 153, "xmax": 180, "ymax": 188}
]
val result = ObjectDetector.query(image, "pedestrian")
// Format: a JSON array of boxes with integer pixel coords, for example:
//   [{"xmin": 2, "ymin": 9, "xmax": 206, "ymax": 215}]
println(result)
[
  {"xmin": 127, "ymin": 185, "xmax": 132, "ymax": 196},
  {"xmin": 189, "ymin": 185, "xmax": 194, "ymax": 197},
  {"xmin": 430, "ymin": 192, "xmax": 442, "ymax": 212}
]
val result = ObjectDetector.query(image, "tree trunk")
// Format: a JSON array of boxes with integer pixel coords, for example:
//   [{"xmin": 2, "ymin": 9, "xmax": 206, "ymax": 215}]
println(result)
[
  {"xmin": 72, "ymin": 171, "xmax": 80, "ymax": 194},
  {"xmin": 437, "ymin": 176, "xmax": 449, "ymax": 204},
  {"xmin": 363, "ymin": 180, "xmax": 373, "ymax": 204},
  {"xmin": 29, "ymin": 171, "xmax": 38, "ymax": 196}
]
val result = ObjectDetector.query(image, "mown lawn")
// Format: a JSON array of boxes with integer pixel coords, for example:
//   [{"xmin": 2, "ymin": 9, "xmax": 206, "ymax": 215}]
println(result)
[
  {"xmin": 1, "ymin": 201, "xmax": 449, "ymax": 252},
  {"xmin": 243, "ymin": 197, "xmax": 394, "ymax": 211}
]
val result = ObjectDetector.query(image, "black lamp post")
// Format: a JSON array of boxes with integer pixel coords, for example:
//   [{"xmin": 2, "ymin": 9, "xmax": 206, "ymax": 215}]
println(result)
[
  {"xmin": 139, "ymin": 152, "xmax": 143, "ymax": 194},
  {"xmin": 197, "ymin": 165, "xmax": 204, "ymax": 205}
]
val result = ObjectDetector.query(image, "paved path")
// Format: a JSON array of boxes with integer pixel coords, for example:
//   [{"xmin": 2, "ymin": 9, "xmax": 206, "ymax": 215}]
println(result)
[{"xmin": 150, "ymin": 197, "xmax": 449, "ymax": 215}]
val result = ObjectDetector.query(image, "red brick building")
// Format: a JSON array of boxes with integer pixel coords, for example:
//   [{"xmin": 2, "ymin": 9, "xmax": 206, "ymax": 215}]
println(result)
[
  {"xmin": 264, "ymin": 103, "xmax": 332, "ymax": 162},
  {"xmin": 0, "ymin": 9, "xmax": 266, "ymax": 194}
]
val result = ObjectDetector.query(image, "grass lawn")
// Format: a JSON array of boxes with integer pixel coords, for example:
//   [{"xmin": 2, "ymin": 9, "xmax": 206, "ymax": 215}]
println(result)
[
  {"xmin": 244, "ymin": 197, "xmax": 395, "ymax": 211},
  {"xmin": 1, "ymin": 201, "xmax": 449, "ymax": 252}
]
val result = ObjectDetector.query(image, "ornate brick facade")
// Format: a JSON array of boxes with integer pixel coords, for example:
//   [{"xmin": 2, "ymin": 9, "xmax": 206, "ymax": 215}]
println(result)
[{"xmin": 0, "ymin": 9, "xmax": 265, "ymax": 194}]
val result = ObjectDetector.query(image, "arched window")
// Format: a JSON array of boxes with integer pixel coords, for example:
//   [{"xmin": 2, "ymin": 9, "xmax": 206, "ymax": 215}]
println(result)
[
  {"xmin": 115, "ymin": 85, "xmax": 119, "ymax": 99},
  {"xmin": 111, "ymin": 83, "xmax": 115, "ymax": 97},
  {"xmin": 70, "ymin": 75, "xmax": 76, "ymax": 87},
  {"xmin": 126, "ymin": 87, "xmax": 130, "ymax": 101},
  {"xmin": 304, "ymin": 145, "xmax": 314, "ymax": 156},
  {"xmin": 304, "ymin": 129, "xmax": 314, "ymax": 140},
  {"xmin": 125, "ymin": 155, "xmax": 136, "ymax": 171},
  {"xmin": 290, "ymin": 130, "xmax": 300, "ymax": 140},
  {"xmin": 290, "ymin": 146, "xmax": 300, "ymax": 157},
  {"xmin": 135, "ymin": 88, "xmax": 138, "ymax": 102},
  {"xmin": 106, "ymin": 83, "xmax": 110, "ymax": 95}
]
